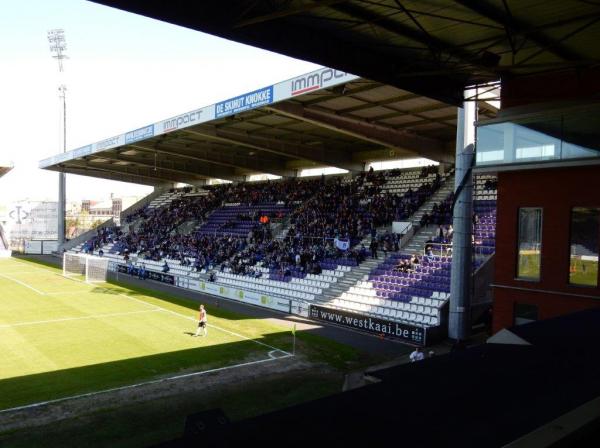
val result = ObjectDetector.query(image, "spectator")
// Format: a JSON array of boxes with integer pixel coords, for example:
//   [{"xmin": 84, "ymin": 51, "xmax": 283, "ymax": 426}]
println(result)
[
  {"xmin": 162, "ymin": 261, "xmax": 170, "ymax": 273},
  {"xmin": 138, "ymin": 264, "xmax": 146, "ymax": 280},
  {"xmin": 409, "ymin": 347, "xmax": 425, "ymax": 362},
  {"xmin": 370, "ymin": 238, "xmax": 378, "ymax": 259}
]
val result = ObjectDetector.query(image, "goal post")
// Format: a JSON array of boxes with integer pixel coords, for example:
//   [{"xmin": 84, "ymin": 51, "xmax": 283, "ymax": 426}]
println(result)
[
  {"xmin": 63, "ymin": 252, "xmax": 108, "ymax": 283},
  {"xmin": 63, "ymin": 252, "xmax": 86, "ymax": 279},
  {"xmin": 86, "ymin": 256, "xmax": 109, "ymax": 283}
]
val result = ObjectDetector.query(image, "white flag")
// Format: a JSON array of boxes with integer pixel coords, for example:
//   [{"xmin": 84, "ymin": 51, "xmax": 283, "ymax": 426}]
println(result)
[{"xmin": 335, "ymin": 238, "xmax": 350, "ymax": 251}]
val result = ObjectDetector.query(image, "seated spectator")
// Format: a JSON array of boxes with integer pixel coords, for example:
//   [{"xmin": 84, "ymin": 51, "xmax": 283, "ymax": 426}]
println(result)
[{"xmin": 208, "ymin": 271, "xmax": 216, "ymax": 282}]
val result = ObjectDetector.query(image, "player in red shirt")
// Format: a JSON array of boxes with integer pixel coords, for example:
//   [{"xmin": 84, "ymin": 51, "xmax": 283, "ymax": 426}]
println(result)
[{"xmin": 194, "ymin": 304, "xmax": 208, "ymax": 337}]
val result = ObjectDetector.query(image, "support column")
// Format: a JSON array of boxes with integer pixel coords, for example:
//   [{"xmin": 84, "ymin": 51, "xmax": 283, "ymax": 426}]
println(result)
[
  {"xmin": 58, "ymin": 171, "xmax": 66, "ymax": 246},
  {"xmin": 449, "ymin": 92, "xmax": 476, "ymax": 341}
]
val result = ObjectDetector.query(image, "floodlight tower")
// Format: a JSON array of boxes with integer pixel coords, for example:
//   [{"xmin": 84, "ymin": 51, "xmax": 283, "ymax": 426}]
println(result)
[{"xmin": 48, "ymin": 29, "xmax": 68, "ymax": 247}]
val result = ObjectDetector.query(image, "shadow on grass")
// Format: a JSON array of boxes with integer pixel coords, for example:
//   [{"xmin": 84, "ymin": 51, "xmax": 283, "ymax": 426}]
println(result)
[{"xmin": 0, "ymin": 336, "xmax": 287, "ymax": 413}]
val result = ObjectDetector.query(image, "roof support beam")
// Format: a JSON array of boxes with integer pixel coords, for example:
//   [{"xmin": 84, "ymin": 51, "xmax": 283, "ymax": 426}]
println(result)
[
  {"xmin": 182, "ymin": 126, "xmax": 363, "ymax": 172},
  {"xmin": 130, "ymin": 143, "xmax": 294, "ymax": 178},
  {"xmin": 63, "ymin": 161, "xmax": 188, "ymax": 185},
  {"xmin": 96, "ymin": 152, "xmax": 245, "ymax": 182},
  {"xmin": 454, "ymin": 0, "xmax": 582, "ymax": 62},
  {"xmin": 266, "ymin": 102, "xmax": 453, "ymax": 163},
  {"xmin": 59, "ymin": 166, "xmax": 161, "ymax": 186},
  {"xmin": 329, "ymin": 2, "xmax": 498, "ymax": 73},
  {"xmin": 234, "ymin": 0, "xmax": 346, "ymax": 29}
]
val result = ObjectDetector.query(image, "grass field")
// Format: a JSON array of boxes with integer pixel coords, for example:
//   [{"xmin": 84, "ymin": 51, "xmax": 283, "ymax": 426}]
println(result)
[
  {"xmin": 569, "ymin": 258, "xmax": 598, "ymax": 286},
  {"xmin": 0, "ymin": 257, "xmax": 294, "ymax": 413}
]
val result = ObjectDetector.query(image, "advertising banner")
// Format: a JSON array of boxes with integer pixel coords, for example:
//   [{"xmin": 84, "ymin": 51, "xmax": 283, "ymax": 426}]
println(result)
[
  {"xmin": 215, "ymin": 86, "xmax": 273, "ymax": 118},
  {"xmin": 39, "ymin": 66, "xmax": 358, "ymax": 169},
  {"xmin": 116, "ymin": 264, "xmax": 175, "ymax": 285},
  {"xmin": 309, "ymin": 304, "xmax": 426, "ymax": 346},
  {"xmin": 24, "ymin": 240, "xmax": 42, "ymax": 254},
  {"xmin": 6, "ymin": 201, "xmax": 58, "ymax": 247},
  {"xmin": 159, "ymin": 105, "xmax": 215, "ymax": 134},
  {"xmin": 124, "ymin": 124, "xmax": 154, "ymax": 144},
  {"xmin": 193, "ymin": 280, "xmax": 290, "ymax": 313}
]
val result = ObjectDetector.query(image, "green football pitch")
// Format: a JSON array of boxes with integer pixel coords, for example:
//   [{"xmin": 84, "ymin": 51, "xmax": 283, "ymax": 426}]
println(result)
[{"xmin": 0, "ymin": 257, "xmax": 292, "ymax": 413}]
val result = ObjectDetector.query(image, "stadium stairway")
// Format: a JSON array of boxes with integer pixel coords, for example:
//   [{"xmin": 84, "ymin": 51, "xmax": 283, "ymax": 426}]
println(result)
[
  {"xmin": 317, "ymin": 257, "xmax": 381, "ymax": 304},
  {"xmin": 354, "ymin": 172, "xmax": 455, "ymax": 258},
  {"xmin": 409, "ymin": 173, "xmax": 455, "ymax": 229}
]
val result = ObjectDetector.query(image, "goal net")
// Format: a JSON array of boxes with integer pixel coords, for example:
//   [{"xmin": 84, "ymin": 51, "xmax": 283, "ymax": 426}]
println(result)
[
  {"xmin": 63, "ymin": 252, "xmax": 108, "ymax": 283},
  {"xmin": 86, "ymin": 256, "xmax": 109, "ymax": 283}
]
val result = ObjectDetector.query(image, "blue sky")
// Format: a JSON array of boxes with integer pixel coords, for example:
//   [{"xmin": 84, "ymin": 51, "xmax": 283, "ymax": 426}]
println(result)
[{"xmin": 0, "ymin": 0, "xmax": 320, "ymax": 203}]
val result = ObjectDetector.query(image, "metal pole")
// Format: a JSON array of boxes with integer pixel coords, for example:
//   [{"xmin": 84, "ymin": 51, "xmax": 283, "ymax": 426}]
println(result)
[
  {"xmin": 449, "ymin": 91, "xmax": 476, "ymax": 341},
  {"xmin": 58, "ymin": 86, "xmax": 67, "ymax": 247}
]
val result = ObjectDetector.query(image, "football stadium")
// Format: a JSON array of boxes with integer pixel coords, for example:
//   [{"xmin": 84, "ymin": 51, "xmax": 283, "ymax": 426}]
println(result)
[{"xmin": 2, "ymin": 1, "xmax": 600, "ymax": 447}]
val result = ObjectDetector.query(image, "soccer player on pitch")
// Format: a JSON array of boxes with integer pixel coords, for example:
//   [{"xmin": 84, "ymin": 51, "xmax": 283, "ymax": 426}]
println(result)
[{"xmin": 194, "ymin": 304, "xmax": 208, "ymax": 337}]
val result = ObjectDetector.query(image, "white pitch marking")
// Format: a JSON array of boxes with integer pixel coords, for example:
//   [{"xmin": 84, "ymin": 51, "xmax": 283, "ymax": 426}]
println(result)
[
  {"xmin": 0, "ymin": 273, "xmax": 46, "ymax": 296},
  {"xmin": 2, "ymin": 260, "xmax": 293, "ymax": 355},
  {"xmin": 62, "ymin": 280, "xmax": 292, "ymax": 356},
  {"xmin": 0, "ymin": 309, "xmax": 160, "ymax": 329},
  {"xmin": 0, "ymin": 354, "xmax": 293, "ymax": 415}
]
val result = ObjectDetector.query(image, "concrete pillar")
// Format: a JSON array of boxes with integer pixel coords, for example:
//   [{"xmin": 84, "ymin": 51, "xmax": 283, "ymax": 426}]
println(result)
[{"xmin": 448, "ymin": 92, "xmax": 476, "ymax": 341}]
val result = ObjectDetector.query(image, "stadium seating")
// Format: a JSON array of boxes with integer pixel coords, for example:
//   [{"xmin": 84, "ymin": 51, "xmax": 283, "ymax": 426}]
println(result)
[
  {"xmin": 320, "ymin": 174, "xmax": 497, "ymax": 328},
  {"xmin": 473, "ymin": 175, "xmax": 497, "ymax": 256}
]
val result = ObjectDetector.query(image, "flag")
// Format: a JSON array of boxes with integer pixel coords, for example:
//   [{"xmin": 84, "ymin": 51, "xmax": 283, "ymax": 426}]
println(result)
[{"xmin": 334, "ymin": 237, "xmax": 350, "ymax": 251}]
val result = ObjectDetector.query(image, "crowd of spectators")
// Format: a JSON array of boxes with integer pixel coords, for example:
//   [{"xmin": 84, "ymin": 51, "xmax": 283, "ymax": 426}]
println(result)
[
  {"xmin": 209, "ymin": 178, "xmax": 321, "ymax": 206},
  {"xmin": 420, "ymin": 165, "xmax": 439, "ymax": 178},
  {"xmin": 93, "ymin": 167, "xmax": 448, "ymax": 281},
  {"xmin": 420, "ymin": 192, "xmax": 454, "ymax": 227},
  {"xmin": 289, "ymin": 172, "xmax": 441, "ymax": 246}
]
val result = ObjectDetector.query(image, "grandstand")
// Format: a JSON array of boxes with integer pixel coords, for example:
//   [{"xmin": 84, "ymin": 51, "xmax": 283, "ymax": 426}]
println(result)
[
  {"xmin": 4, "ymin": 1, "xmax": 598, "ymax": 446},
  {"xmin": 38, "ymin": 62, "xmax": 502, "ymax": 345},
  {"xmin": 66, "ymin": 164, "xmax": 473, "ymax": 344}
]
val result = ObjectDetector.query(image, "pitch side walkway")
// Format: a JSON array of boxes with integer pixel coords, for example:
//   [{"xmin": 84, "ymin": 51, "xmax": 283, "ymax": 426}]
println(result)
[{"xmin": 21, "ymin": 255, "xmax": 413, "ymax": 358}]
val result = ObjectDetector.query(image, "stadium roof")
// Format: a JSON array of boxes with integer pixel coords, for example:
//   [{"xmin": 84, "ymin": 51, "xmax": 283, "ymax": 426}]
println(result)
[
  {"xmin": 91, "ymin": 0, "xmax": 600, "ymax": 106},
  {"xmin": 40, "ymin": 67, "xmax": 497, "ymax": 186}
]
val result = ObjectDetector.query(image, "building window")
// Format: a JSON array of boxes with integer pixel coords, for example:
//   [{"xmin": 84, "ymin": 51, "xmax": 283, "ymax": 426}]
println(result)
[
  {"xmin": 514, "ymin": 303, "xmax": 538, "ymax": 326},
  {"xmin": 517, "ymin": 207, "xmax": 543, "ymax": 280},
  {"xmin": 569, "ymin": 207, "xmax": 599, "ymax": 287}
]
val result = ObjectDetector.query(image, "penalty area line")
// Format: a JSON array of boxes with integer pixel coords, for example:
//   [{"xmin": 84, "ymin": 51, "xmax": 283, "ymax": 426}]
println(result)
[
  {"xmin": 0, "ymin": 354, "xmax": 293, "ymax": 415},
  {"xmin": 0, "ymin": 309, "xmax": 161, "ymax": 329}
]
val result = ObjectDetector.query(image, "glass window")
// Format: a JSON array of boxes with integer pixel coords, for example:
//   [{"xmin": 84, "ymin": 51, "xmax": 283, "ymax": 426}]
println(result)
[
  {"xmin": 569, "ymin": 207, "xmax": 599, "ymax": 287},
  {"xmin": 514, "ymin": 303, "xmax": 538, "ymax": 326},
  {"xmin": 517, "ymin": 208, "xmax": 543, "ymax": 280}
]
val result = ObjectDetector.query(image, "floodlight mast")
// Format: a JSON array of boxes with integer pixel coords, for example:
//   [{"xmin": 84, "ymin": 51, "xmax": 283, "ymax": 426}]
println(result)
[{"xmin": 48, "ymin": 29, "xmax": 68, "ymax": 247}]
